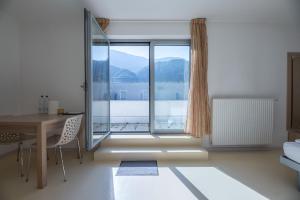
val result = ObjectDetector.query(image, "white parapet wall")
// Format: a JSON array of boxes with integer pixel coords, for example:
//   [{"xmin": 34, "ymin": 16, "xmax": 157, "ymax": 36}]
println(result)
[{"xmin": 92, "ymin": 100, "xmax": 188, "ymax": 123}]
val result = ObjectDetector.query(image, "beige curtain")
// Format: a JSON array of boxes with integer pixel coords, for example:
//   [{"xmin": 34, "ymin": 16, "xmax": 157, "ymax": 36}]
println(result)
[
  {"xmin": 185, "ymin": 18, "xmax": 211, "ymax": 138},
  {"xmin": 96, "ymin": 18, "xmax": 110, "ymax": 32}
]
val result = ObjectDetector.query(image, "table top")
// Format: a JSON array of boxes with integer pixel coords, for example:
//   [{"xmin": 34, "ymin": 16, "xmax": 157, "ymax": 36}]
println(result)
[{"xmin": 0, "ymin": 114, "xmax": 73, "ymax": 125}]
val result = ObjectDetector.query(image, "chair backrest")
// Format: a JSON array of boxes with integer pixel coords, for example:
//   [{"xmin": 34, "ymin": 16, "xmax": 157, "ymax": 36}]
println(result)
[
  {"xmin": 56, "ymin": 115, "xmax": 83, "ymax": 146},
  {"xmin": 0, "ymin": 128, "xmax": 22, "ymax": 144}
]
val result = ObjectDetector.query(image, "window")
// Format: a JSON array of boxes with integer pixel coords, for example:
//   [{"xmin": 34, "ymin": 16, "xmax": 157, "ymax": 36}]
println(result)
[
  {"xmin": 153, "ymin": 43, "xmax": 190, "ymax": 132},
  {"xmin": 107, "ymin": 41, "xmax": 190, "ymax": 133},
  {"xmin": 110, "ymin": 44, "xmax": 150, "ymax": 132}
]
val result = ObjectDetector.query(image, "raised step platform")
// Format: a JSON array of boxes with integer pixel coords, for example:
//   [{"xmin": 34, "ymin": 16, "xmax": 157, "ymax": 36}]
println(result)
[
  {"xmin": 94, "ymin": 134, "xmax": 208, "ymax": 161},
  {"xmin": 94, "ymin": 146, "xmax": 208, "ymax": 161}
]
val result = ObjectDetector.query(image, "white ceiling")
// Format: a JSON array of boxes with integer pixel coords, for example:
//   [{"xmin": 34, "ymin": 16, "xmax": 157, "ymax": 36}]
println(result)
[
  {"xmin": 2, "ymin": 0, "xmax": 299, "ymax": 25},
  {"xmin": 83, "ymin": 0, "xmax": 300, "ymax": 24}
]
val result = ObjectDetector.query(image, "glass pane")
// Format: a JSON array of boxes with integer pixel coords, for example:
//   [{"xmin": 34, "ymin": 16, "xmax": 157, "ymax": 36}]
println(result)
[
  {"xmin": 91, "ymin": 18, "xmax": 110, "ymax": 146},
  {"xmin": 154, "ymin": 45, "xmax": 190, "ymax": 131},
  {"xmin": 110, "ymin": 45, "xmax": 150, "ymax": 132}
]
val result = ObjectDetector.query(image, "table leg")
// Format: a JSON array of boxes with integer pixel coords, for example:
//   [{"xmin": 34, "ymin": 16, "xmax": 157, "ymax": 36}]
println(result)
[
  {"xmin": 298, "ymin": 172, "xmax": 300, "ymax": 191},
  {"xmin": 36, "ymin": 123, "xmax": 47, "ymax": 189}
]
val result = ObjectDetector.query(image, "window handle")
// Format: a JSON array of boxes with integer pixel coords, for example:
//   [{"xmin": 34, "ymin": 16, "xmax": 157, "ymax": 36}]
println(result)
[{"xmin": 80, "ymin": 82, "xmax": 87, "ymax": 91}]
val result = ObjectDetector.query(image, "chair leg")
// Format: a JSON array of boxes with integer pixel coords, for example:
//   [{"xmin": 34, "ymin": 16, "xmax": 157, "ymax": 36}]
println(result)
[
  {"xmin": 47, "ymin": 151, "xmax": 50, "ymax": 161},
  {"xmin": 59, "ymin": 146, "xmax": 67, "ymax": 182},
  {"xmin": 17, "ymin": 142, "xmax": 21, "ymax": 162},
  {"xmin": 19, "ymin": 144, "xmax": 24, "ymax": 177},
  {"xmin": 54, "ymin": 147, "xmax": 58, "ymax": 165},
  {"xmin": 25, "ymin": 146, "xmax": 32, "ymax": 182},
  {"xmin": 76, "ymin": 137, "xmax": 83, "ymax": 164}
]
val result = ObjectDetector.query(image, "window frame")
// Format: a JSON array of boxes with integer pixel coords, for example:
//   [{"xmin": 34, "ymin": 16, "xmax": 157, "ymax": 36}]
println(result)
[
  {"xmin": 109, "ymin": 41, "xmax": 151, "ymax": 133},
  {"xmin": 150, "ymin": 40, "xmax": 191, "ymax": 134},
  {"xmin": 109, "ymin": 40, "xmax": 191, "ymax": 134}
]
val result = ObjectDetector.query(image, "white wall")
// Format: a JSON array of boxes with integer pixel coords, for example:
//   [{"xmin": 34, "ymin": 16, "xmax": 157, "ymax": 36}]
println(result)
[
  {"xmin": 0, "ymin": 0, "xmax": 85, "ymax": 114},
  {"xmin": 0, "ymin": 8, "xmax": 22, "ymax": 155},
  {"xmin": 0, "ymin": 11, "xmax": 21, "ymax": 115},
  {"xmin": 19, "ymin": 22, "xmax": 85, "ymax": 114},
  {"xmin": 93, "ymin": 100, "xmax": 188, "ymax": 123},
  {"xmin": 208, "ymin": 22, "xmax": 300, "ymax": 146},
  {"xmin": 17, "ymin": 0, "xmax": 85, "ymax": 114},
  {"xmin": 107, "ymin": 21, "xmax": 190, "ymax": 39},
  {"xmin": 107, "ymin": 21, "xmax": 300, "ymax": 147},
  {"xmin": 0, "ymin": 0, "xmax": 85, "ymax": 155}
]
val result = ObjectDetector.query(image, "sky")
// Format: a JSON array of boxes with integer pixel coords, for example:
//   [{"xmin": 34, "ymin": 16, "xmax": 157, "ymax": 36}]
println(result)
[
  {"xmin": 111, "ymin": 46, "xmax": 149, "ymax": 59},
  {"xmin": 92, "ymin": 45, "xmax": 190, "ymax": 61},
  {"xmin": 155, "ymin": 46, "xmax": 190, "ymax": 60}
]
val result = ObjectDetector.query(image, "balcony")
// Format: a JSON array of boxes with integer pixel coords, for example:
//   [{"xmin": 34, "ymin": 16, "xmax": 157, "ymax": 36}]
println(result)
[{"xmin": 92, "ymin": 100, "xmax": 188, "ymax": 132}]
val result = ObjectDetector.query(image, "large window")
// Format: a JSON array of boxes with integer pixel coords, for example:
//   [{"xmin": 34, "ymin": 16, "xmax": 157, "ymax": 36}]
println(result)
[
  {"xmin": 110, "ymin": 44, "xmax": 150, "ymax": 132},
  {"xmin": 98, "ymin": 41, "xmax": 189, "ymax": 134},
  {"xmin": 152, "ymin": 43, "xmax": 190, "ymax": 132}
]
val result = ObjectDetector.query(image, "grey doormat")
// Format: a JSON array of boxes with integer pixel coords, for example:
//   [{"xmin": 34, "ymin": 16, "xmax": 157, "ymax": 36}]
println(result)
[{"xmin": 116, "ymin": 160, "xmax": 159, "ymax": 176}]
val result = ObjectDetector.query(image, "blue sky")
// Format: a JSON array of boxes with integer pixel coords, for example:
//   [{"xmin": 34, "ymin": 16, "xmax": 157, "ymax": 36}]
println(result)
[{"xmin": 92, "ymin": 45, "xmax": 190, "ymax": 61}]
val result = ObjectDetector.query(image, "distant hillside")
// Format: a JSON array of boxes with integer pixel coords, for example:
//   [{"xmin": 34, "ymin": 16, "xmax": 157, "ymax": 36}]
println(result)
[
  {"xmin": 136, "ymin": 66, "xmax": 149, "ymax": 82},
  {"xmin": 92, "ymin": 60, "xmax": 109, "ymax": 82},
  {"xmin": 93, "ymin": 52, "xmax": 189, "ymax": 83},
  {"xmin": 149, "ymin": 58, "xmax": 188, "ymax": 82},
  {"xmin": 110, "ymin": 50, "xmax": 148, "ymax": 73},
  {"xmin": 111, "ymin": 65, "xmax": 138, "ymax": 82}
]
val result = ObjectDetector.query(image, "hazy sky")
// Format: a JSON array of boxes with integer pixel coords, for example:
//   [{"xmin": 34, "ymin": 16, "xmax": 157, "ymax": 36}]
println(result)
[
  {"xmin": 155, "ymin": 46, "xmax": 190, "ymax": 60},
  {"xmin": 111, "ymin": 46, "xmax": 149, "ymax": 59},
  {"xmin": 92, "ymin": 45, "xmax": 190, "ymax": 61}
]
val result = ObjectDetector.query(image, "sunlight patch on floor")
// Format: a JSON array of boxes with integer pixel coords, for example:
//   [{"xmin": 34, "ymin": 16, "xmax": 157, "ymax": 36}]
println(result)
[
  {"xmin": 167, "ymin": 150, "xmax": 205, "ymax": 153},
  {"xmin": 175, "ymin": 167, "xmax": 269, "ymax": 200},
  {"xmin": 111, "ymin": 166, "xmax": 198, "ymax": 200},
  {"xmin": 109, "ymin": 164, "xmax": 269, "ymax": 200}
]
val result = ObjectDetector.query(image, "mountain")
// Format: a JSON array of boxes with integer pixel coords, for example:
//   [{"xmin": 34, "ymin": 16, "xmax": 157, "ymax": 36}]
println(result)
[
  {"xmin": 92, "ymin": 60, "xmax": 109, "ymax": 82},
  {"xmin": 156, "ymin": 57, "xmax": 184, "ymax": 62},
  {"xmin": 136, "ymin": 66, "xmax": 149, "ymax": 82},
  {"xmin": 93, "ymin": 52, "xmax": 189, "ymax": 83},
  {"xmin": 110, "ymin": 50, "xmax": 148, "ymax": 73},
  {"xmin": 93, "ymin": 60, "xmax": 138, "ymax": 83},
  {"xmin": 110, "ymin": 65, "xmax": 138, "ymax": 82},
  {"xmin": 154, "ymin": 58, "xmax": 189, "ymax": 82}
]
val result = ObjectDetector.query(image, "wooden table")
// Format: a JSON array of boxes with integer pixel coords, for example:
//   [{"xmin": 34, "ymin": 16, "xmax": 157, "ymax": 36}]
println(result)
[{"xmin": 0, "ymin": 114, "xmax": 73, "ymax": 189}]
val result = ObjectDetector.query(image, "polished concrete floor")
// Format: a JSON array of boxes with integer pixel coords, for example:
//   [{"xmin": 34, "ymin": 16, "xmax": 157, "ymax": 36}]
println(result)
[{"xmin": 0, "ymin": 149, "xmax": 299, "ymax": 200}]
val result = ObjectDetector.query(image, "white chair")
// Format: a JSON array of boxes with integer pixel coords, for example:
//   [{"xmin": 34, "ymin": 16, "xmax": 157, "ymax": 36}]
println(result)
[
  {"xmin": 26, "ymin": 115, "xmax": 83, "ymax": 182},
  {"xmin": 0, "ymin": 128, "xmax": 35, "ymax": 177}
]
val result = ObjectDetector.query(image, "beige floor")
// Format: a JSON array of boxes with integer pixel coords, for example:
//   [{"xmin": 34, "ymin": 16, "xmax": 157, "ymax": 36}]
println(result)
[{"xmin": 0, "ymin": 149, "xmax": 299, "ymax": 200}]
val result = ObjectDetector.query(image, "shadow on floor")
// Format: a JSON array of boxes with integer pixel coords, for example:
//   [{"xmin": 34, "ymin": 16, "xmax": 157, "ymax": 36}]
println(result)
[{"xmin": 169, "ymin": 166, "xmax": 208, "ymax": 200}]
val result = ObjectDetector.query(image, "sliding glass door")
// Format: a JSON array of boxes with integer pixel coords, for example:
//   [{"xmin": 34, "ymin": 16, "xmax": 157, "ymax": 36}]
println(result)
[
  {"xmin": 85, "ymin": 36, "xmax": 190, "ymax": 141},
  {"xmin": 109, "ymin": 43, "xmax": 150, "ymax": 133},
  {"xmin": 85, "ymin": 9, "xmax": 110, "ymax": 150},
  {"xmin": 108, "ymin": 41, "xmax": 190, "ymax": 134},
  {"xmin": 151, "ymin": 42, "xmax": 190, "ymax": 133}
]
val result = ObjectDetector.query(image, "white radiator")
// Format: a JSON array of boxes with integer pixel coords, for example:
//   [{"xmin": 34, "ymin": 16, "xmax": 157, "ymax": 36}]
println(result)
[{"xmin": 212, "ymin": 98, "xmax": 274, "ymax": 146}]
